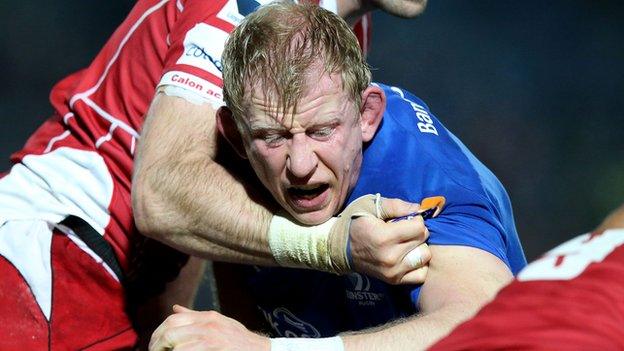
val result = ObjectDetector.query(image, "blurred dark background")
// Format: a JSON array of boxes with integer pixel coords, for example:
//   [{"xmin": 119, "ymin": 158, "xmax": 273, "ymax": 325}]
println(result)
[{"xmin": 1, "ymin": 0, "xmax": 622, "ymax": 297}]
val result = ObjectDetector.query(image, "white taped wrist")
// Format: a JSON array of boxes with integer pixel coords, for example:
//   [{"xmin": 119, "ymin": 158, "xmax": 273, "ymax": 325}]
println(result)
[
  {"xmin": 268, "ymin": 215, "xmax": 338, "ymax": 272},
  {"xmin": 271, "ymin": 336, "xmax": 344, "ymax": 351}
]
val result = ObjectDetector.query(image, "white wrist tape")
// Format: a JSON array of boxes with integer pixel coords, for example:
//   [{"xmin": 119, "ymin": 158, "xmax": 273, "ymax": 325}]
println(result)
[
  {"xmin": 268, "ymin": 215, "xmax": 338, "ymax": 272},
  {"xmin": 271, "ymin": 336, "xmax": 344, "ymax": 351}
]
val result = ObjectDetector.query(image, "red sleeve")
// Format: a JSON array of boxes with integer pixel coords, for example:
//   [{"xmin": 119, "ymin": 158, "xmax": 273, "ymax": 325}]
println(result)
[{"xmin": 158, "ymin": 0, "xmax": 235, "ymax": 103}]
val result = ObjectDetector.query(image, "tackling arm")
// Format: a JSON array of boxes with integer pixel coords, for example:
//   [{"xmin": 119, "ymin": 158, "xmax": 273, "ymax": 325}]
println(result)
[{"xmin": 133, "ymin": 92, "xmax": 276, "ymax": 265}]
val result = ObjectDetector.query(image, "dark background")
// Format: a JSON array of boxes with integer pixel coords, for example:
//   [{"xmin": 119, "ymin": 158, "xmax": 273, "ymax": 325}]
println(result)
[{"xmin": 1, "ymin": 0, "xmax": 622, "ymax": 296}]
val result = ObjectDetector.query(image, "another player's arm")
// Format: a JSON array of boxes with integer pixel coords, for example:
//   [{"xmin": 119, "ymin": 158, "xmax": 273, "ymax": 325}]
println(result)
[
  {"xmin": 595, "ymin": 203, "xmax": 624, "ymax": 232},
  {"xmin": 133, "ymin": 92, "xmax": 276, "ymax": 265},
  {"xmin": 341, "ymin": 245, "xmax": 513, "ymax": 350}
]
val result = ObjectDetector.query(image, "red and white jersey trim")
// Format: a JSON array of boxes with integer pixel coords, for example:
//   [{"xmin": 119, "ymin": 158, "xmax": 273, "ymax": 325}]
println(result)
[{"xmin": 0, "ymin": 148, "xmax": 113, "ymax": 235}]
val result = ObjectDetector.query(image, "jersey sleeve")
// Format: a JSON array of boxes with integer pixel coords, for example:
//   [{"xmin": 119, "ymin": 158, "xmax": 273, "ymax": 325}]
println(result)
[
  {"xmin": 426, "ymin": 187, "xmax": 510, "ymax": 264},
  {"xmin": 158, "ymin": 0, "xmax": 235, "ymax": 104},
  {"xmin": 402, "ymin": 185, "xmax": 512, "ymax": 306}
]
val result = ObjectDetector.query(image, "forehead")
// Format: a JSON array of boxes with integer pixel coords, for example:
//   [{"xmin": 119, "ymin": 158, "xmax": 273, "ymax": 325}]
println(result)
[{"xmin": 246, "ymin": 72, "xmax": 352, "ymax": 128}]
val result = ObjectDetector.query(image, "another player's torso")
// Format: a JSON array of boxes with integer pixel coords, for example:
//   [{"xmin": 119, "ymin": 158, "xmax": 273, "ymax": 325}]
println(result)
[
  {"xmin": 3, "ymin": 0, "xmax": 368, "ymax": 268},
  {"xmin": 3, "ymin": 0, "xmax": 185, "ymax": 267},
  {"xmin": 430, "ymin": 228, "xmax": 624, "ymax": 350}
]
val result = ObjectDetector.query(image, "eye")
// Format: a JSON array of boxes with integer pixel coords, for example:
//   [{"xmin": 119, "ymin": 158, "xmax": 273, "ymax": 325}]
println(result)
[
  {"xmin": 308, "ymin": 126, "xmax": 334, "ymax": 140},
  {"xmin": 261, "ymin": 132, "xmax": 286, "ymax": 147}
]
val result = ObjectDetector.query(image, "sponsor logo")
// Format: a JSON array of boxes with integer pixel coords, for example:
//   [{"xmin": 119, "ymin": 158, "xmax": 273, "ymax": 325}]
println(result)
[
  {"xmin": 185, "ymin": 44, "xmax": 222, "ymax": 72},
  {"xmin": 161, "ymin": 71, "xmax": 223, "ymax": 102},
  {"xmin": 390, "ymin": 86, "xmax": 439, "ymax": 135},
  {"xmin": 177, "ymin": 24, "xmax": 227, "ymax": 77},
  {"xmin": 217, "ymin": 0, "xmax": 244, "ymax": 26},
  {"xmin": 260, "ymin": 307, "xmax": 321, "ymax": 338},
  {"xmin": 346, "ymin": 273, "xmax": 384, "ymax": 306}
]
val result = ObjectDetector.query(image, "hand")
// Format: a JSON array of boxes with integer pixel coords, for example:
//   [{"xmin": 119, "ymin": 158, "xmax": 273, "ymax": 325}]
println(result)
[
  {"xmin": 329, "ymin": 195, "xmax": 443, "ymax": 285},
  {"xmin": 149, "ymin": 305, "xmax": 270, "ymax": 351}
]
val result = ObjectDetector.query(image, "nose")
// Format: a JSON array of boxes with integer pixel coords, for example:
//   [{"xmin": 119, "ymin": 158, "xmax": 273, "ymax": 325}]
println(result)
[{"xmin": 286, "ymin": 133, "xmax": 318, "ymax": 179}]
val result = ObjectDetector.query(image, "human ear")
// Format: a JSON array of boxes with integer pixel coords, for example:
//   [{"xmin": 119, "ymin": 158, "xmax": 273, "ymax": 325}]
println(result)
[
  {"xmin": 216, "ymin": 106, "xmax": 248, "ymax": 159},
  {"xmin": 359, "ymin": 85, "xmax": 385, "ymax": 142}
]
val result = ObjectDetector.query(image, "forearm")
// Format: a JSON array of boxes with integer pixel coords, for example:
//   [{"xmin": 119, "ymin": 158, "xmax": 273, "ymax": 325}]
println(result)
[
  {"xmin": 133, "ymin": 93, "xmax": 276, "ymax": 265},
  {"xmin": 341, "ymin": 302, "xmax": 478, "ymax": 351},
  {"xmin": 340, "ymin": 246, "xmax": 512, "ymax": 350}
]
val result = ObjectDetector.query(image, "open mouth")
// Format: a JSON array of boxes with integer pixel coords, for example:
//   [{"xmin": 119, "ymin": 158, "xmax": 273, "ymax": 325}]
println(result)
[{"xmin": 287, "ymin": 184, "xmax": 330, "ymax": 200}]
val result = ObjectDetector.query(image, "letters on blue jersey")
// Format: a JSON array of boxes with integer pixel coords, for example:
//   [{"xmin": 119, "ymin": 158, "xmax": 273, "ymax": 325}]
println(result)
[{"xmin": 245, "ymin": 84, "xmax": 527, "ymax": 337}]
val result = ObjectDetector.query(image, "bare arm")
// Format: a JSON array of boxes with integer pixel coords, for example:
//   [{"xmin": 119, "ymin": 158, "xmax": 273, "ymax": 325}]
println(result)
[
  {"xmin": 148, "ymin": 245, "xmax": 512, "ymax": 351},
  {"xmin": 133, "ymin": 92, "xmax": 276, "ymax": 265},
  {"xmin": 595, "ymin": 203, "xmax": 624, "ymax": 232},
  {"xmin": 341, "ymin": 245, "xmax": 513, "ymax": 350}
]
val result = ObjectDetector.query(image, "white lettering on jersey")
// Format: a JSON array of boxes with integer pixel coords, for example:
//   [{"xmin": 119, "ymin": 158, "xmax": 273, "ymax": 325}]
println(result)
[
  {"xmin": 177, "ymin": 23, "xmax": 227, "ymax": 77},
  {"xmin": 390, "ymin": 86, "xmax": 438, "ymax": 135},
  {"xmin": 159, "ymin": 71, "xmax": 223, "ymax": 104},
  {"xmin": 518, "ymin": 229, "xmax": 624, "ymax": 281}
]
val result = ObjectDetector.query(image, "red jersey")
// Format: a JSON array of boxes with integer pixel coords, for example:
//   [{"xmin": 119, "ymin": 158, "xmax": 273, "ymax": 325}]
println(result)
[
  {"xmin": 1, "ymin": 0, "xmax": 370, "ymax": 273},
  {"xmin": 430, "ymin": 228, "xmax": 624, "ymax": 351}
]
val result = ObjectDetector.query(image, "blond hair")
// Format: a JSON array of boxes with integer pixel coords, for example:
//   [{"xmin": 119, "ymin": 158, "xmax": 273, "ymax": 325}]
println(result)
[{"xmin": 222, "ymin": 1, "xmax": 371, "ymax": 123}]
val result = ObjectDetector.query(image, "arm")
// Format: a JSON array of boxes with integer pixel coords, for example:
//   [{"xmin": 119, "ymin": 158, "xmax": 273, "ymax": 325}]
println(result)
[
  {"xmin": 133, "ymin": 92, "xmax": 431, "ymax": 279},
  {"xmin": 148, "ymin": 245, "xmax": 512, "ymax": 351},
  {"xmin": 342, "ymin": 245, "xmax": 513, "ymax": 350},
  {"xmin": 133, "ymin": 92, "xmax": 276, "ymax": 265}
]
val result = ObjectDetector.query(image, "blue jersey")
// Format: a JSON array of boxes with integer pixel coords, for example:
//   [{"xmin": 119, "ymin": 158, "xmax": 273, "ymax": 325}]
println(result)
[{"xmin": 244, "ymin": 84, "xmax": 527, "ymax": 338}]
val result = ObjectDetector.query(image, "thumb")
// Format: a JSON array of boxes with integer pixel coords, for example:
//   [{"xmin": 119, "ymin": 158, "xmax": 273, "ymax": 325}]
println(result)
[
  {"xmin": 173, "ymin": 304, "xmax": 194, "ymax": 313},
  {"xmin": 378, "ymin": 196, "xmax": 446, "ymax": 220},
  {"xmin": 377, "ymin": 197, "xmax": 420, "ymax": 220}
]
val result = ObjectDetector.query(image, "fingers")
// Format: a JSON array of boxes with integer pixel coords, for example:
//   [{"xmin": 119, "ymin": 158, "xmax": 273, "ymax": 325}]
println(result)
[
  {"xmin": 376, "ymin": 197, "xmax": 420, "ymax": 220},
  {"xmin": 150, "ymin": 309, "xmax": 219, "ymax": 351},
  {"xmin": 374, "ymin": 243, "xmax": 431, "ymax": 285},
  {"xmin": 386, "ymin": 216, "xmax": 430, "ymax": 243},
  {"xmin": 173, "ymin": 340, "xmax": 213, "ymax": 351},
  {"xmin": 150, "ymin": 323, "xmax": 212, "ymax": 351},
  {"xmin": 399, "ymin": 265, "xmax": 428, "ymax": 285},
  {"xmin": 376, "ymin": 195, "xmax": 446, "ymax": 220},
  {"xmin": 403, "ymin": 243, "xmax": 431, "ymax": 269}
]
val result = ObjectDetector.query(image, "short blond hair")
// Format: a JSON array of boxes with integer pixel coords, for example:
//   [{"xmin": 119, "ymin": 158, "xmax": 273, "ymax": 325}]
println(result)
[{"xmin": 222, "ymin": 1, "xmax": 371, "ymax": 123}]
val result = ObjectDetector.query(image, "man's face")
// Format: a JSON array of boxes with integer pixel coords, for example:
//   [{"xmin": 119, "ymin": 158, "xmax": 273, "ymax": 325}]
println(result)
[{"xmin": 240, "ymin": 73, "xmax": 365, "ymax": 225}]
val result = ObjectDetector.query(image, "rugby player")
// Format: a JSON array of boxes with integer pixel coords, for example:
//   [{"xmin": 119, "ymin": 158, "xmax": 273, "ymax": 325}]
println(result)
[
  {"xmin": 148, "ymin": 3, "xmax": 525, "ymax": 350},
  {"xmin": 429, "ymin": 204, "xmax": 624, "ymax": 350},
  {"xmin": 0, "ymin": 0, "xmax": 432, "ymax": 349}
]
